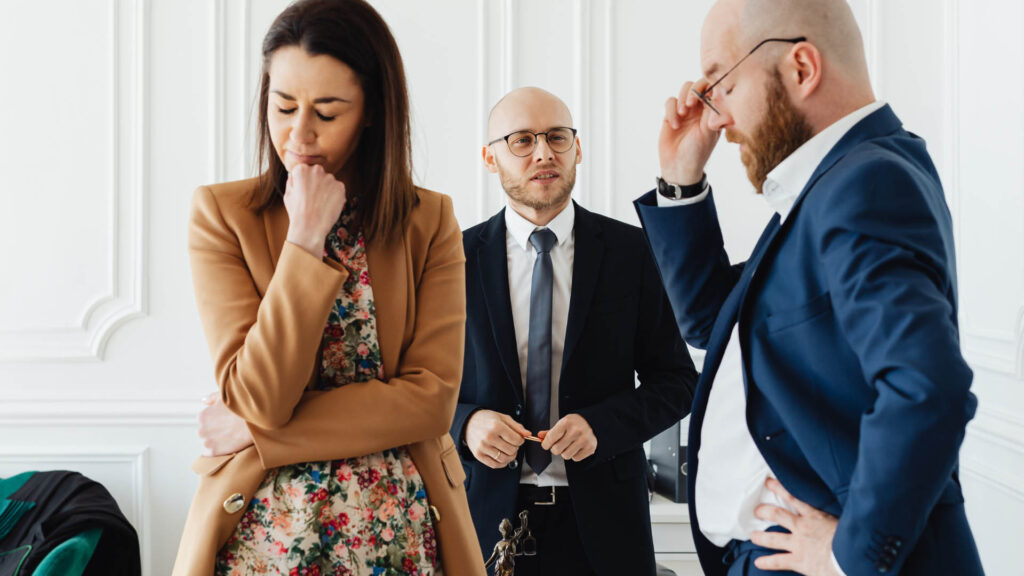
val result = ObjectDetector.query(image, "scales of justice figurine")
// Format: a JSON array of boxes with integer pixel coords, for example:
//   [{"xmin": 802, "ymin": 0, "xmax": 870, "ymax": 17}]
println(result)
[{"xmin": 483, "ymin": 510, "xmax": 537, "ymax": 575}]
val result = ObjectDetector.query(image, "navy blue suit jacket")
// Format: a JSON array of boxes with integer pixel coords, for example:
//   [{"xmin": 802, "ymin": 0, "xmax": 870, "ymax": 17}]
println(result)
[
  {"xmin": 452, "ymin": 202, "xmax": 697, "ymax": 575},
  {"xmin": 635, "ymin": 106, "xmax": 983, "ymax": 576}
]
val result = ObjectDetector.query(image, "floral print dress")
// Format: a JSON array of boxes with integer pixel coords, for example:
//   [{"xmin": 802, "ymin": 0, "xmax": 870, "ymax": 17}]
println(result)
[{"xmin": 215, "ymin": 204, "xmax": 442, "ymax": 576}]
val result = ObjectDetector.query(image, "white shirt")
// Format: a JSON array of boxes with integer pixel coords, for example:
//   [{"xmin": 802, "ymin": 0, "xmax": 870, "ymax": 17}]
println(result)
[
  {"xmin": 658, "ymin": 101, "xmax": 885, "ymax": 574},
  {"xmin": 505, "ymin": 202, "xmax": 575, "ymax": 486}
]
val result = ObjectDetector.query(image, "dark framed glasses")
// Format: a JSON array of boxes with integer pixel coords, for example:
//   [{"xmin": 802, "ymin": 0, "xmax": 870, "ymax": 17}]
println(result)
[
  {"xmin": 487, "ymin": 127, "xmax": 578, "ymax": 157},
  {"xmin": 693, "ymin": 36, "xmax": 807, "ymax": 114}
]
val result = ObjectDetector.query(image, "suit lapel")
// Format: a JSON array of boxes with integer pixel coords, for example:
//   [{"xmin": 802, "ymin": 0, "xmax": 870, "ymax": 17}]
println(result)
[
  {"xmin": 697, "ymin": 213, "xmax": 781, "ymax": 395},
  {"xmin": 785, "ymin": 104, "xmax": 904, "ymax": 232},
  {"xmin": 264, "ymin": 202, "xmax": 289, "ymax": 270},
  {"xmin": 476, "ymin": 211, "xmax": 524, "ymax": 402},
  {"xmin": 368, "ymin": 231, "xmax": 407, "ymax": 380},
  {"xmin": 685, "ymin": 214, "xmax": 781, "ymax": 530},
  {"xmin": 560, "ymin": 202, "xmax": 603, "ymax": 378}
]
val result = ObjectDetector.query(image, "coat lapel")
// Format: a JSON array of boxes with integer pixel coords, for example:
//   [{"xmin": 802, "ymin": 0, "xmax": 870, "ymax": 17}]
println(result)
[
  {"xmin": 476, "ymin": 210, "xmax": 524, "ymax": 402},
  {"xmin": 264, "ymin": 202, "xmax": 289, "ymax": 270},
  {"xmin": 560, "ymin": 202, "xmax": 604, "ymax": 378},
  {"xmin": 784, "ymin": 104, "xmax": 903, "ymax": 237},
  {"xmin": 368, "ymin": 231, "xmax": 407, "ymax": 380}
]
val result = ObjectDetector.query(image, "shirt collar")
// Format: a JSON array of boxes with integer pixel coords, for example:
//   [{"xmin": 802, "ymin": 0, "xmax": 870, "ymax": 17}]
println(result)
[
  {"xmin": 505, "ymin": 200, "xmax": 575, "ymax": 252},
  {"xmin": 763, "ymin": 100, "xmax": 886, "ymax": 222}
]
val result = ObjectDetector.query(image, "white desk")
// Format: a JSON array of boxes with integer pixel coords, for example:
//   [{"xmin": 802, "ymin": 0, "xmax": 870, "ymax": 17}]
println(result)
[{"xmin": 650, "ymin": 494, "xmax": 702, "ymax": 575}]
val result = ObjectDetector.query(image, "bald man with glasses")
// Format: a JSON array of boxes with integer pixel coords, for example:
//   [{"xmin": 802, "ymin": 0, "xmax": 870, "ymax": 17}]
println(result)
[
  {"xmin": 451, "ymin": 86, "xmax": 697, "ymax": 576},
  {"xmin": 635, "ymin": 0, "xmax": 984, "ymax": 575}
]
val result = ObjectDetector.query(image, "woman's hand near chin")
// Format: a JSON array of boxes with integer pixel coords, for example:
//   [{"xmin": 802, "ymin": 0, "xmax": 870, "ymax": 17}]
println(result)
[
  {"xmin": 283, "ymin": 163, "xmax": 347, "ymax": 258},
  {"xmin": 198, "ymin": 393, "xmax": 256, "ymax": 457}
]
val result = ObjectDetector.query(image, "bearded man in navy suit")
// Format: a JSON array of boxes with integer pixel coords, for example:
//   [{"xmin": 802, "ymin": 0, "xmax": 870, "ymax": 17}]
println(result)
[{"xmin": 634, "ymin": 0, "xmax": 984, "ymax": 575}]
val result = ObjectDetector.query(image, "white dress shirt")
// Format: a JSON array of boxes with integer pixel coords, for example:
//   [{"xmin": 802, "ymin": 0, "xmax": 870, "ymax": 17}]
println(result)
[
  {"xmin": 658, "ymin": 101, "xmax": 885, "ymax": 574},
  {"xmin": 505, "ymin": 202, "xmax": 575, "ymax": 486}
]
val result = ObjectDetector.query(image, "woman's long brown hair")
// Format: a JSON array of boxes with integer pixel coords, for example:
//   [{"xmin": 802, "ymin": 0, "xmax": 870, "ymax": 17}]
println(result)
[{"xmin": 252, "ymin": 0, "xmax": 416, "ymax": 243}]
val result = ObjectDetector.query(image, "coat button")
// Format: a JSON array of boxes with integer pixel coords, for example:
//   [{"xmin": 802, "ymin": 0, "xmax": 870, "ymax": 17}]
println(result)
[
  {"xmin": 508, "ymin": 460, "xmax": 519, "ymax": 470},
  {"xmin": 514, "ymin": 405, "xmax": 522, "ymax": 417},
  {"xmin": 429, "ymin": 505, "xmax": 441, "ymax": 523},
  {"xmin": 223, "ymin": 492, "xmax": 246, "ymax": 514}
]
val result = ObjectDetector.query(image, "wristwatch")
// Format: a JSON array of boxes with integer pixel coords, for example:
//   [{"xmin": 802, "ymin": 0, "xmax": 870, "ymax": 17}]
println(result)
[{"xmin": 656, "ymin": 173, "xmax": 707, "ymax": 200}]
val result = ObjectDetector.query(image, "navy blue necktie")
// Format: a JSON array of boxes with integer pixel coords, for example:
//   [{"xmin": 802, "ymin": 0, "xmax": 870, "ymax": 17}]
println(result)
[{"xmin": 526, "ymin": 228, "xmax": 557, "ymax": 475}]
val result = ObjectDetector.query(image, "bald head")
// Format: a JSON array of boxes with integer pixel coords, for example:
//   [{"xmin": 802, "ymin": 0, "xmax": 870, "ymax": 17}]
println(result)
[
  {"xmin": 703, "ymin": 0, "xmax": 871, "ymax": 89},
  {"xmin": 487, "ymin": 87, "xmax": 574, "ymax": 141}
]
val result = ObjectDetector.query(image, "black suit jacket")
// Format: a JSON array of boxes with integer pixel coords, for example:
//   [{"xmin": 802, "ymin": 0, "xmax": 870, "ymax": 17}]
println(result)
[{"xmin": 451, "ymin": 202, "xmax": 697, "ymax": 575}]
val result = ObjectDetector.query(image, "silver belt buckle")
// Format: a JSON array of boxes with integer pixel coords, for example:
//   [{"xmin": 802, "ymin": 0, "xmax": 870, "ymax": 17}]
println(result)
[{"xmin": 533, "ymin": 486, "xmax": 557, "ymax": 506}]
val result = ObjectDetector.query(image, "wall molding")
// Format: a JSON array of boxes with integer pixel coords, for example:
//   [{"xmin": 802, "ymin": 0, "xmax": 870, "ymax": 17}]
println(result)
[
  {"xmin": 0, "ymin": 446, "xmax": 151, "ymax": 574},
  {"xmin": 970, "ymin": 407, "xmax": 1024, "ymax": 454},
  {"xmin": 961, "ymin": 454, "xmax": 1024, "ymax": 503},
  {"xmin": 602, "ymin": 0, "xmax": 615, "ymax": 216},
  {"xmin": 572, "ymin": 0, "xmax": 592, "ymax": 208},
  {"xmin": 961, "ymin": 407, "xmax": 1024, "ymax": 502},
  {"xmin": 0, "ymin": 0, "xmax": 148, "ymax": 363},
  {"xmin": 476, "ymin": 0, "xmax": 518, "ymax": 220},
  {"xmin": 475, "ymin": 0, "xmax": 490, "ymax": 223},
  {"xmin": 0, "ymin": 393, "xmax": 198, "ymax": 427},
  {"xmin": 953, "ymin": 0, "xmax": 1024, "ymax": 379},
  {"xmin": 963, "ymin": 317, "xmax": 1024, "ymax": 379},
  {"xmin": 211, "ymin": 0, "xmax": 255, "ymax": 184},
  {"xmin": 944, "ymin": 0, "xmax": 961, "ymax": 260}
]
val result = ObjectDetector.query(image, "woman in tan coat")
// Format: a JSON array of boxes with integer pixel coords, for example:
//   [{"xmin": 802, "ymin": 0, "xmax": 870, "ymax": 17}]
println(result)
[{"xmin": 173, "ymin": 1, "xmax": 483, "ymax": 574}]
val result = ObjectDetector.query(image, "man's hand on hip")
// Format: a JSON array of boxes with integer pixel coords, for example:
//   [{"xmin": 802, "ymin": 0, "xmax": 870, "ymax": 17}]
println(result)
[
  {"xmin": 750, "ymin": 477, "xmax": 842, "ymax": 576},
  {"xmin": 465, "ymin": 409, "xmax": 529, "ymax": 469}
]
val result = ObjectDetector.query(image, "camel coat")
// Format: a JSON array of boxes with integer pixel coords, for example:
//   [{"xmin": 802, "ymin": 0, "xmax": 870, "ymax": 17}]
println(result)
[{"xmin": 173, "ymin": 178, "xmax": 485, "ymax": 576}]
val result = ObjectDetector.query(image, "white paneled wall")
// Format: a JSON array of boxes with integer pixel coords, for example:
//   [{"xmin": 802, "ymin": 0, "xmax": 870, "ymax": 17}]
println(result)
[{"xmin": 0, "ymin": 1, "xmax": 1020, "ymax": 574}]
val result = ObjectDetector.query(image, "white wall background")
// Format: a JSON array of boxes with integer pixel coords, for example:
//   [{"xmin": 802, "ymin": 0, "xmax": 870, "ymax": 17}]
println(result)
[{"xmin": 0, "ymin": 1, "xmax": 1020, "ymax": 574}]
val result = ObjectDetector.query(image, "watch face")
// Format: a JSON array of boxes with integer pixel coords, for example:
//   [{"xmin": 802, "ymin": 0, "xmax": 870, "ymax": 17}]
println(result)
[{"xmin": 657, "ymin": 178, "xmax": 674, "ymax": 198}]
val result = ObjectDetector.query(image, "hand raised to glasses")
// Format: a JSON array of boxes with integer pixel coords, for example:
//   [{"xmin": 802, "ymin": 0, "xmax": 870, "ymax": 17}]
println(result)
[
  {"xmin": 284, "ymin": 163, "xmax": 347, "ymax": 258},
  {"xmin": 659, "ymin": 79, "xmax": 722, "ymax": 186}
]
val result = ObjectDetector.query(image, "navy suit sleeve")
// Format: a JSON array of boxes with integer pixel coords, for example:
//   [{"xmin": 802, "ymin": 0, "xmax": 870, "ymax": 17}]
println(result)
[
  {"xmin": 452, "ymin": 237, "xmax": 483, "ymax": 464},
  {"xmin": 576, "ymin": 245, "xmax": 699, "ymax": 462},
  {"xmin": 452, "ymin": 330, "xmax": 482, "ymax": 463},
  {"xmin": 814, "ymin": 157, "xmax": 976, "ymax": 575},
  {"xmin": 634, "ymin": 189, "xmax": 741, "ymax": 349}
]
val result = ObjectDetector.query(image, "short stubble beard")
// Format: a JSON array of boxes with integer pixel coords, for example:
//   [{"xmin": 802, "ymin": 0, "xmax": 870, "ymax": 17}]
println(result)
[{"xmin": 496, "ymin": 159, "xmax": 577, "ymax": 212}]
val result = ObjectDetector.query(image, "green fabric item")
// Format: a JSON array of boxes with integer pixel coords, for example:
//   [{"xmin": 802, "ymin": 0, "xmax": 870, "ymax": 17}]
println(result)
[
  {"xmin": 0, "ymin": 546, "xmax": 31, "ymax": 576},
  {"xmin": 0, "ymin": 473, "xmax": 34, "ymax": 501},
  {"xmin": 0, "ymin": 473, "xmax": 37, "ymax": 542},
  {"xmin": 0, "ymin": 500, "xmax": 35, "ymax": 541},
  {"xmin": 33, "ymin": 528, "xmax": 102, "ymax": 576}
]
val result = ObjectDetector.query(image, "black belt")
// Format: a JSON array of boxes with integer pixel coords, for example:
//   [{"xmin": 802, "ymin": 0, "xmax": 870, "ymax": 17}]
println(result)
[{"xmin": 517, "ymin": 484, "xmax": 570, "ymax": 506}]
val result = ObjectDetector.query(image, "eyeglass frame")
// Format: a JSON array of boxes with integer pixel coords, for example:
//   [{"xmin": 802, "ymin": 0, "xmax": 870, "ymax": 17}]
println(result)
[
  {"xmin": 486, "ymin": 127, "xmax": 579, "ymax": 157},
  {"xmin": 693, "ymin": 36, "xmax": 807, "ymax": 115}
]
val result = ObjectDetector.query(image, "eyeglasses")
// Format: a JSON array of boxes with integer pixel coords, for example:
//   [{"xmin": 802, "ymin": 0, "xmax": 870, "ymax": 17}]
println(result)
[
  {"xmin": 487, "ymin": 127, "xmax": 578, "ymax": 157},
  {"xmin": 693, "ymin": 36, "xmax": 807, "ymax": 115}
]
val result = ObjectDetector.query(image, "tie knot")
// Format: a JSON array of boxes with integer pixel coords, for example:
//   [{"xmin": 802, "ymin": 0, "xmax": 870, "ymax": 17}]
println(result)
[{"xmin": 529, "ymin": 228, "xmax": 557, "ymax": 254}]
